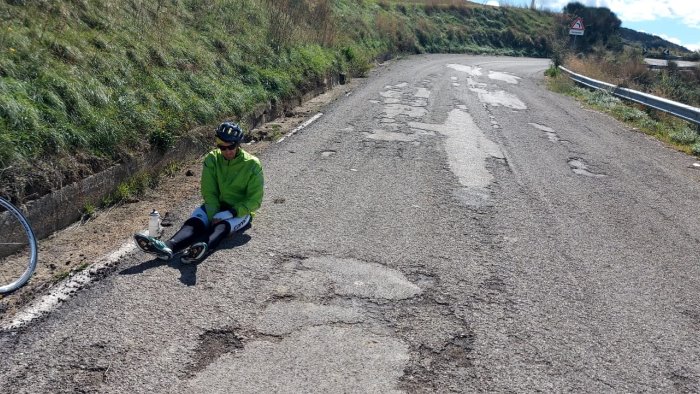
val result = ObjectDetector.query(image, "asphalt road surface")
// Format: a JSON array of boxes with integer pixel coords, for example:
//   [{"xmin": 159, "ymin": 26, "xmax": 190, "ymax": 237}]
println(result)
[{"xmin": 2, "ymin": 55, "xmax": 700, "ymax": 393}]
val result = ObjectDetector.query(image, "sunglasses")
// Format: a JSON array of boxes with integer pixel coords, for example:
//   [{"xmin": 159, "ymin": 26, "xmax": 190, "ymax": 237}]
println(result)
[{"xmin": 217, "ymin": 144, "xmax": 238, "ymax": 151}]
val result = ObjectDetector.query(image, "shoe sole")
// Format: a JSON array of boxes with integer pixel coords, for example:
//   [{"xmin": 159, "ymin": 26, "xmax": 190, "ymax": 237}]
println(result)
[
  {"xmin": 180, "ymin": 253, "xmax": 205, "ymax": 264},
  {"xmin": 180, "ymin": 252, "xmax": 204, "ymax": 264},
  {"xmin": 180, "ymin": 252, "xmax": 206, "ymax": 264},
  {"xmin": 134, "ymin": 234, "xmax": 172, "ymax": 260}
]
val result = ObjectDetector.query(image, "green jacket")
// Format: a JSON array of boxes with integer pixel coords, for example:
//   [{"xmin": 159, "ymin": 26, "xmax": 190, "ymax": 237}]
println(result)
[{"xmin": 201, "ymin": 147, "xmax": 264, "ymax": 223}]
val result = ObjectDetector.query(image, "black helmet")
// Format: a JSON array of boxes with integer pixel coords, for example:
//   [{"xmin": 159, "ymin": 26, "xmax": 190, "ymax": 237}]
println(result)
[{"xmin": 215, "ymin": 122, "xmax": 244, "ymax": 144}]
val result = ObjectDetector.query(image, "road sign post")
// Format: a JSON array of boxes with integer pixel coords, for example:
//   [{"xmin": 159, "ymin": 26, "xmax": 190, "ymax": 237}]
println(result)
[{"xmin": 569, "ymin": 17, "xmax": 584, "ymax": 49}]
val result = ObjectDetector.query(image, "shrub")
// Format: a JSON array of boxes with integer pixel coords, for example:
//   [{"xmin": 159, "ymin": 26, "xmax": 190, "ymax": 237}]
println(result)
[
  {"xmin": 585, "ymin": 90, "xmax": 619, "ymax": 109},
  {"xmin": 148, "ymin": 128, "xmax": 174, "ymax": 152},
  {"xmin": 670, "ymin": 127, "xmax": 698, "ymax": 145},
  {"xmin": 342, "ymin": 45, "xmax": 372, "ymax": 77},
  {"xmin": 693, "ymin": 142, "xmax": 700, "ymax": 156},
  {"xmin": 612, "ymin": 105, "xmax": 646, "ymax": 122},
  {"xmin": 544, "ymin": 64, "xmax": 560, "ymax": 77}
]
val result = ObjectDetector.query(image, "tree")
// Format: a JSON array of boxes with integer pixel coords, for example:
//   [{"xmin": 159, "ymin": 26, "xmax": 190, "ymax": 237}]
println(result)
[{"xmin": 563, "ymin": 2, "xmax": 622, "ymax": 52}]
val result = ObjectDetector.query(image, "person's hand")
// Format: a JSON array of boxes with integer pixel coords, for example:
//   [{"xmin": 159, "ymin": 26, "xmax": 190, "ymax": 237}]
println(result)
[{"xmin": 212, "ymin": 210, "xmax": 234, "ymax": 224}]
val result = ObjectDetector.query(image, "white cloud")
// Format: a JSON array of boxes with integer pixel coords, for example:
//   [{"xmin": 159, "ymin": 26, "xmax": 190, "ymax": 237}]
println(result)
[
  {"xmin": 687, "ymin": 43, "xmax": 700, "ymax": 52},
  {"xmin": 608, "ymin": 1, "xmax": 700, "ymax": 28},
  {"xmin": 659, "ymin": 34, "xmax": 682, "ymax": 46},
  {"xmin": 486, "ymin": 0, "xmax": 500, "ymax": 6},
  {"xmin": 537, "ymin": 0, "xmax": 700, "ymax": 28}
]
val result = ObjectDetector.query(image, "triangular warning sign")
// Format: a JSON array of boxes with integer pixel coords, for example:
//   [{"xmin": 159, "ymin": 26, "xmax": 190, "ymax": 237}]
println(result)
[{"xmin": 571, "ymin": 18, "xmax": 584, "ymax": 30}]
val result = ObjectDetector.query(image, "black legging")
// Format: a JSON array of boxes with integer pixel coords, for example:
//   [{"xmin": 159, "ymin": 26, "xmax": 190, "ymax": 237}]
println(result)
[{"xmin": 165, "ymin": 217, "xmax": 231, "ymax": 252}]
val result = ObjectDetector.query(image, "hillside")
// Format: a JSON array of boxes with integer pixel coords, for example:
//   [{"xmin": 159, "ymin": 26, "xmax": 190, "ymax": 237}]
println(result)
[
  {"xmin": 620, "ymin": 27, "xmax": 695, "ymax": 58},
  {"xmin": 0, "ymin": 0, "xmax": 558, "ymax": 205}
]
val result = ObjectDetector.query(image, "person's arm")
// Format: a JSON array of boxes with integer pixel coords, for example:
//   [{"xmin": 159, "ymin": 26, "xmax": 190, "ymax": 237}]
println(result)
[
  {"xmin": 231, "ymin": 164, "xmax": 264, "ymax": 217},
  {"xmin": 201, "ymin": 154, "xmax": 220, "ymax": 223}
]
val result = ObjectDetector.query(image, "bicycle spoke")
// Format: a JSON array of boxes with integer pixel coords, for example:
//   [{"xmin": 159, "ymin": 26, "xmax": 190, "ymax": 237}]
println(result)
[{"xmin": 0, "ymin": 197, "xmax": 38, "ymax": 293}]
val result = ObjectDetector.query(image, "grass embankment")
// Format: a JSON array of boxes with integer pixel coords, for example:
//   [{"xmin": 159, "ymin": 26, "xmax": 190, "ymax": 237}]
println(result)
[
  {"xmin": 0, "ymin": 0, "xmax": 557, "ymax": 205},
  {"xmin": 546, "ymin": 58, "xmax": 700, "ymax": 156}
]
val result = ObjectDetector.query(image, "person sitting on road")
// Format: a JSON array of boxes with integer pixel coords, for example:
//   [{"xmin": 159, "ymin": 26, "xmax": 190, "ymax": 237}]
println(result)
[{"xmin": 134, "ymin": 121, "xmax": 264, "ymax": 264}]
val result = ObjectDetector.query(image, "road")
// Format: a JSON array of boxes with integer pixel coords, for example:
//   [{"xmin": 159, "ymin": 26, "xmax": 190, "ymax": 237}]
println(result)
[
  {"xmin": 2, "ymin": 54, "xmax": 700, "ymax": 393},
  {"xmin": 644, "ymin": 58, "xmax": 700, "ymax": 69}
]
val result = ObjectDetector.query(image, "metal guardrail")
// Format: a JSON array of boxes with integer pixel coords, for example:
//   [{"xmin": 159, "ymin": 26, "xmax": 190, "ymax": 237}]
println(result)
[
  {"xmin": 559, "ymin": 66, "xmax": 700, "ymax": 125},
  {"xmin": 644, "ymin": 58, "xmax": 700, "ymax": 69}
]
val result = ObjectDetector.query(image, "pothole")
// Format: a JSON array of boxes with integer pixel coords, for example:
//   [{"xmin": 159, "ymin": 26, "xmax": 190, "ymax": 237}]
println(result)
[
  {"xmin": 454, "ymin": 187, "xmax": 492, "ymax": 208},
  {"xmin": 488, "ymin": 70, "xmax": 521, "ymax": 84},
  {"xmin": 184, "ymin": 327, "xmax": 244, "ymax": 377},
  {"xmin": 410, "ymin": 273, "xmax": 437, "ymax": 289},
  {"xmin": 568, "ymin": 158, "xmax": 606, "ymax": 177},
  {"xmin": 362, "ymin": 130, "xmax": 418, "ymax": 142},
  {"xmin": 529, "ymin": 122, "xmax": 560, "ymax": 142},
  {"xmin": 186, "ymin": 326, "xmax": 409, "ymax": 393},
  {"xmin": 414, "ymin": 87, "xmax": 430, "ymax": 98},
  {"xmin": 467, "ymin": 77, "xmax": 487, "ymax": 89},
  {"xmin": 69, "ymin": 365, "xmax": 108, "ymax": 388},
  {"xmin": 399, "ymin": 331, "xmax": 476, "ymax": 391},
  {"xmin": 383, "ymin": 104, "xmax": 427, "ymax": 119},
  {"xmin": 380, "ymin": 90, "xmax": 402, "ymax": 99},
  {"xmin": 410, "ymin": 98, "xmax": 428, "ymax": 107},
  {"xmin": 442, "ymin": 333, "xmax": 476, "ymax": 368},
  {"xmin": 447, "ymin": 64, "xmax": 483, "ymax": 76},
  {"xmin": 469, "ymin": 88, "xmax": 527, "ymax": 110}
]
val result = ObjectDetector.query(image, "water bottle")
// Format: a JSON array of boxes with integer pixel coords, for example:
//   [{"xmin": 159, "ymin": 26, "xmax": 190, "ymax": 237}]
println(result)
[{"xmin": 149, "ymin": 209, "xmax": 161, "ymax": 237}]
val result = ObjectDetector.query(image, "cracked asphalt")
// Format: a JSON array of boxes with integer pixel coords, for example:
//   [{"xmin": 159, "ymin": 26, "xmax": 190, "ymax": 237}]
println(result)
[{"xmin": 1, "ymin": 54, "xmax": 700, "ymax": 393}]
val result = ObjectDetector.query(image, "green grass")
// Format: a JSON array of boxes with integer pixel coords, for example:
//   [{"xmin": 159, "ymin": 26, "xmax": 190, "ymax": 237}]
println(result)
[
  {"xmin": 0, "ymin": 0, "xmax": 558, "ymax": 204},
  {"xmin": 101, "ymin": 172, "xmax": 155, "ymax": 207},
  {"xmin": 546, "ymin": 73, "xmax": 700, "ymax": 156},
  {"xmin": 82, "ymin": 203, "xmax": 96, "ymax": 220}
]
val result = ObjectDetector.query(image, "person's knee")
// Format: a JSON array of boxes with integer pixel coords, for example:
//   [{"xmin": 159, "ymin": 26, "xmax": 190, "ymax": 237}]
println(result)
[
  {"xmin": 210, "ymin": 220, "xmax": 231, "ymax": 234},
  {"xmin": 184, "ymin": 217, "xmax": 207, "ymax": 232}
]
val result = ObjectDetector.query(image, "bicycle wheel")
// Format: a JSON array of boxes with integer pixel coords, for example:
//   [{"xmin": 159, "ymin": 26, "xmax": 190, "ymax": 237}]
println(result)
[{"xmin": 0, "ymin": 197, "xmax": 38, "ymax": 293}]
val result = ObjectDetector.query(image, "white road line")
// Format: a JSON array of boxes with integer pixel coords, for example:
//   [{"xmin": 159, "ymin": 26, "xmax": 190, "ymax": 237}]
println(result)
[{"xmin": 276, "ymin": 113, "xmax": 323, "ymax": 143}]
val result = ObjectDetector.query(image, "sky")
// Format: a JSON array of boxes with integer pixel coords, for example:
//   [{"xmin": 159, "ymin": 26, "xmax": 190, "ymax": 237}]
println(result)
[{"xmin": 481, "ymin": 0, "xmax": 700, "ymax": 51}]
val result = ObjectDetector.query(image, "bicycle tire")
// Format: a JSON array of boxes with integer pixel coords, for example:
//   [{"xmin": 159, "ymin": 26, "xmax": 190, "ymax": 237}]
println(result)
[{"xmin": 0, "ymin": 197, "xmax": 38, "ymax": 293}]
